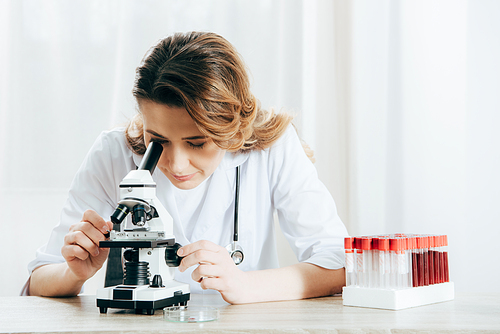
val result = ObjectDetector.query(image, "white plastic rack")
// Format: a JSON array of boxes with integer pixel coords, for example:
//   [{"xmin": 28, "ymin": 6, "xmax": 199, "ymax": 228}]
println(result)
[{"xmin": 342, "ymin": 233, "xmax": 454, "ymax": 310}]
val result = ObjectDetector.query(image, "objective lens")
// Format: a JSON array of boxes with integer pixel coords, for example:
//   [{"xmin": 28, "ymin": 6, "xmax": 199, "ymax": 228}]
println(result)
[
  {"xmin": 111, "ymin": 204, "xmax": 129, "ymax": 224},
  {"xmin": 132, "ymin": 204, "xmax": 148, "ymax": 226}
]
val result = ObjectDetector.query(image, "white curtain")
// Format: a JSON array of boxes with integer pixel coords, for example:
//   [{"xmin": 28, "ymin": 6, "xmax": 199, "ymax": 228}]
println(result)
[
  {"xmin": 346, "ymin": 0, "xmax": 500, "ymax": 293},
  {"xmin": 1, "ymin": 0, "xmax": 498, "ymax": 296}
]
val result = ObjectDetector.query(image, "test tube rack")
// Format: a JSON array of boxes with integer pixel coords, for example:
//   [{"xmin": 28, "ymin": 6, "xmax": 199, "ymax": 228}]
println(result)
[{"xmin": 342, "ymin": 234, "xmax": 454, "ymax": 310}]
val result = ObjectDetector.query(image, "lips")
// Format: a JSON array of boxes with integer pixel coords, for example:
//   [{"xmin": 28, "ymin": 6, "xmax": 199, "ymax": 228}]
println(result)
[{"xmin": 171, "ymin": 173, "xmax": 197, "ymax": 182}]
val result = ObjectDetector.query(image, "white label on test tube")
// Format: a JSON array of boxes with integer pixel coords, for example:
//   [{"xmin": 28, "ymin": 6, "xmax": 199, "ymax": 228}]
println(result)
[
  {"xmin": 363, "ymin": 250, "xmax": 371, "ymax": 288},
  {"xmin": 379, "ymin": 250, "xmax": 385, "ymax": 289},
  {"xmin": 378, "ymin": 238, "xmax": 390, "ymax": 290},
  {"xmin": 346, "ymin": 251, "xmax": 355, "ymax": 286},
  {"xmin": 397, "ymin": 251, "xmax": 406, "ymax": 289},
  {"xmin": 346, "ymin": 251, "xmax": 354, "ymax": 272},
  {"xmin": 384, "ymin": 251, "xmax": 391, "ymax": 288},
  {"xmin": 344, "ymin": 237, "xmax": 355, "ymax": 287},
  {"xmin": 390, "ymin": 238, "xmax": 403, "ymax": 290}
]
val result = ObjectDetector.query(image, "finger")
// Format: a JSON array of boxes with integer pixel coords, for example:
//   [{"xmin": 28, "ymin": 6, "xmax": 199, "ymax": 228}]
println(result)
[
  {"xmin": 69, "ymin": 221, "xmax": 107, "ymax": 246},
  {"xmin": 179, "ymin": 247, "xmax": 231, "ymax": 272},
  {"xmin": 64, "ymin": 230, "xmax": 100, "ymax": 256},
  {"xmin": 61, "ymin": 243, "xmax": 90, "ymax": 262},
  {"xmin": 192, "ymin": 263, "xmax": 220, "ymax": 282},
  {"xmin": 199, "ymin": 277, "xmax": 226, "ymax": 292},
  {"xmin": 178, "ymin": 240, "xmax": 223, "ymax": 257},
  {"xmin": 104, "ymin": 221, "xmax": 113, "ymax": 238},
  {"xmin": 179, "ymin": 250, "xmax": 216, "ymax": 272},
  {"xmin": 82, "ymin": 209, "xmax": 109, "ymax": 234}
]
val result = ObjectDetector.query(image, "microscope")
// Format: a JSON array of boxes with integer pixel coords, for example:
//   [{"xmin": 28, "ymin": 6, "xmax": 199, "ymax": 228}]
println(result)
[{"xmin": 96, "ymin": 142, "xmax": 190, "ymax": 315}]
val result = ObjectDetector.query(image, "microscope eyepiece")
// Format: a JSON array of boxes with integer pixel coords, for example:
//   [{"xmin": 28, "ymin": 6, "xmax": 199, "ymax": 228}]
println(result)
[
  {"xmin": 138, "ymin": 141, "xmax": 163, "ymax": 173},
  {"xmin": 111, "ymin": 204, "xmax": 130, "ymax": 224}
]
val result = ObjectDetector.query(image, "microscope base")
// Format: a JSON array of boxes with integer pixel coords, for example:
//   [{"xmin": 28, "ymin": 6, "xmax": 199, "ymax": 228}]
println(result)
[{"xmin": 96, "ymin": 282, "xmax": 190, "ymax": 315}]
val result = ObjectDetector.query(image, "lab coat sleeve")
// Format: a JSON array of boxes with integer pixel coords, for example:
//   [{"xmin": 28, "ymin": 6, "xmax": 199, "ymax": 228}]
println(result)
[
  {"xmin": 268, "ymin": 126, "xmax": 348, "ymax": 270},
  {"xmin": 23, "ymin": 131, "xmax": 127, "ymax": 294}
]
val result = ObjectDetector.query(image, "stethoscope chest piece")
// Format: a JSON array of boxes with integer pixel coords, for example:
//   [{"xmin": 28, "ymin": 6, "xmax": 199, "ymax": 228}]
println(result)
[{"xmin": 225, "ymin": 242, "xmax": 244, "ymax": 266}]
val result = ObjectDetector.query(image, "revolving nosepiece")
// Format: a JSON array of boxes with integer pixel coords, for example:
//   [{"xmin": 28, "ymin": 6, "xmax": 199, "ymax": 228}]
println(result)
[{"xmin": 138, "ymin": 141, "xmax": 163, "ymax": 174}]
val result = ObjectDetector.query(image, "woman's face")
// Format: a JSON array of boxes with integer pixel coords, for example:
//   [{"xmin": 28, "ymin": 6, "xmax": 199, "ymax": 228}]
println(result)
[{"xmin": 141, "ymin": 101, "xmax": 226, "ymax": 190}]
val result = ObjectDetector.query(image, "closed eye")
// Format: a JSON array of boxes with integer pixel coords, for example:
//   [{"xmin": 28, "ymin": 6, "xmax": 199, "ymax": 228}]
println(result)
[
  {"xmin": 150, "ymin": 138, "xmax": 169, "ymax": 145},
  {"xmin": 187, "ymin": 141, "xmax": 206, "ymax": 149}
]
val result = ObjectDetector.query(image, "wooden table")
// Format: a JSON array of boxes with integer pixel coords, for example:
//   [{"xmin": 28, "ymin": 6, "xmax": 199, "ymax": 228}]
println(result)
[{"xmin": 1, "ymin": 293, "xmax": 499, "ymax": 333}]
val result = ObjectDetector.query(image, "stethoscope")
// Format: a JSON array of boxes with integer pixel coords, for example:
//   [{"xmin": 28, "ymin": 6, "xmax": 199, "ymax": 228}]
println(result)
[{"xmin": 225, "ymin": 165, "xmax": 244, "ymax": 265}]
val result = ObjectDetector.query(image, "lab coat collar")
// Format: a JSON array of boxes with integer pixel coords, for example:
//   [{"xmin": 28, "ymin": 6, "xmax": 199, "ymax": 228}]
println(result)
[
  {"xmin": 132, "ymin": 152, "xmax": 142, "ymax": 170},
  {"xmin": 220, "ymin": 150, "xmax": 249, "ymax": 170}
]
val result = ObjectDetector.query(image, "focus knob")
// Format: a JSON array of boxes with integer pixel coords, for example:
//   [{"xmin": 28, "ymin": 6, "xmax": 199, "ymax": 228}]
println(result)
[{"xmin": 165, "ymin": 243, "xmax": 183, "ymax": 267}]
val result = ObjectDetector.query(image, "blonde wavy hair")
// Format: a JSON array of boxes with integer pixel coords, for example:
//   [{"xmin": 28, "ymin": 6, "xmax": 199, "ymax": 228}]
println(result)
[{"xmin": 127, "ymin": 31, "xmax": 313, "ymax": 161}]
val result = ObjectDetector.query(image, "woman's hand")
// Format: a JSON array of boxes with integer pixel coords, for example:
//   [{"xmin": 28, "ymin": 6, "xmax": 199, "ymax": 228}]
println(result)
[
  {"xmin": 177, "ymin": 240, "xmax": 346, "ymax": 305},
  {"xmin": 61, "ymin": 209, "xmax": 113, "ymax": 282},
  {"xmin": 177, "ymin": 240, "xmax": 250, "ymax": 304}
]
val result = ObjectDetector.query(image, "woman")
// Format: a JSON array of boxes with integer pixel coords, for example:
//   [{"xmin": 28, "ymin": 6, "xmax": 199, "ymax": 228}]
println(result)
[{"xmin": 26, "ymin": 31, "xmax": 347, "ymax": 304}]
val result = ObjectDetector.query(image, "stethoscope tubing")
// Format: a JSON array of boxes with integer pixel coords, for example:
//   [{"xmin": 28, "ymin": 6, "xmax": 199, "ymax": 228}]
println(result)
[
  {"xmin": 227, "ymin": 165, "xmax": 244, "ymax": 265},
  {"xmin": 233, "ymin": 165, "xmax": 240, "ymax": 242}
]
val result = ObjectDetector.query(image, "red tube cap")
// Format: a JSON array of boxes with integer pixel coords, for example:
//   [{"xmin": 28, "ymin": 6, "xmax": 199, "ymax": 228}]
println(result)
[
  {"xmin": 378, "ymin": 238, "xmax": 389, "ymax": 251},
  {"xmin": 390, "ymin": 238, "xmax": 403, "ymax": 251},
  {"xmin": 361, "ymin": 237, "xmax": 372, "ymax": 250},
  {"xmin": 344, "ymin": 237, "xmax": 354, "ymax": 250}
]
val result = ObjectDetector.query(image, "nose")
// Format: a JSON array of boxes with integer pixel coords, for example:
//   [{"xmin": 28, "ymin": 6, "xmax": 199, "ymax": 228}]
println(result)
[{"xmin": 165, "ymin": 146, "xmax": 190, "ymax": 174}]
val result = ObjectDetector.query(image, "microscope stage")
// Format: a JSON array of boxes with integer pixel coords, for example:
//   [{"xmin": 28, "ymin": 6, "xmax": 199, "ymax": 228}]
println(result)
[{"xmin": 99, "ymin": 238, "xmax": 175, "ymax": 248}]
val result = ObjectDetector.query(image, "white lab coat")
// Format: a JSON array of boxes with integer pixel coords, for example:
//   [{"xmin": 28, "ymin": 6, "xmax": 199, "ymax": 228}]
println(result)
[{"xmin": 25, "ymin": 125, "xmax": 348, "ymax": 294}]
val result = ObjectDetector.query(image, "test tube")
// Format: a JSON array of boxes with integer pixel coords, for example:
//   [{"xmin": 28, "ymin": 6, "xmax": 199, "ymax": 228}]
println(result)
[
  {"xmin": 378, "ymin": 237, "xmax": 390, "ymax": 289},
  {"xmin": 389, "ymin": 238, "xmax": 400, "ymax": 289},
  {"xmin": 443, "ymin": 235, "xmax": 449, "ymax": 283},
  {"xmin": 416, "ymin": 236, "xmax": 425, "ymax": 287},
  {"xmin": 371, "ymin": 237, "xmax": 379, "ymax": 288},
  {"xmin": 411, "ymin": 235, "xmax": 419, "ymax": 287},
  {"xmin": 404, "ymin": 236, "xmax": 411, "ymax": 288},
  {"xmin": 355, "ymin": 237, "xmax": 363, "ymax": 287},
  {"xmin": 428, "ymin": 235, "xmax": 435, "ymax": 285},
  {"xmin": 432, "ymin": 235, "xmax": 440, "ymax": 284},
  {"xmin": 424, "ymin": 236, "xmax": 430, "ymax": 286},
  {"xmin": 344, "ymin": 237, "xmax": 356, "ymax": 286},
  {"xmin": 438, "ymin": 235, "xmax": 444, "ymax": 283},
  {"xmin": 402, "ymin": 237, "xmax": 410, "ymax": 288},
  {"xmin": 361, "ymin": 237, "xmax": 372, "ymax": 288},
  {"xmin": 396, "ymin": 238, "xmax": 407, "ymax": 289}
]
